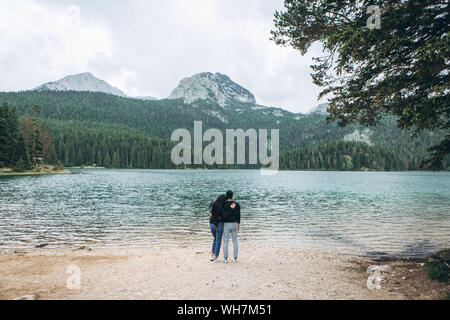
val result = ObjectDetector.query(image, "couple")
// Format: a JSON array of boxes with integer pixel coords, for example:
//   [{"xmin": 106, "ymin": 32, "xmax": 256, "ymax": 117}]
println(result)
[{"xmin": 209, "ymin": 189, "xmax": 240, "ymax": 263}]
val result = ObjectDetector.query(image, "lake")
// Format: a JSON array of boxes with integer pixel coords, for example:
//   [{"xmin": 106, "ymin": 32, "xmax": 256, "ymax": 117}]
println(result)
[{"xmin": 0, "ymin": 169, "xmax": 449, "ymax": 257}]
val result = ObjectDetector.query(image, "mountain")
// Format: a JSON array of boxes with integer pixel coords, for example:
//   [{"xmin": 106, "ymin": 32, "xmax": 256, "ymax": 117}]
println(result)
[
  {"xmin": 1, "ymin": 71, "xmax": 446, "ymax": 170},
  {"xmin": 0, "ymin": 89, "xmax": 444, "ymax": 170},
  {"xmin": 168, "ymin": 72, "xmax": 256, "ymax": 106},
  {"xmin": 308, "ymin": 103, "xmax": 329, "ymax": 115},
  {"xmin": 32, "ymin": 72, "xmax": 127, "ymax": 97}
]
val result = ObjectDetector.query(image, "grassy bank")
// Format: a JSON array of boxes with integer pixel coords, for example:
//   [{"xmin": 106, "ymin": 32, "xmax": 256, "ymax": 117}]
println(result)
[{"xmin": 0, "ymin": 165, "xmax": 68, "ymax": 176}]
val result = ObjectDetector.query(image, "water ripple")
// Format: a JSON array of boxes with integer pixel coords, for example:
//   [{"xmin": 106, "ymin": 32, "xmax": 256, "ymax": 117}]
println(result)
[{"xmin": 0, "ymin": 169, "xmax": 449, "ymax": 256}]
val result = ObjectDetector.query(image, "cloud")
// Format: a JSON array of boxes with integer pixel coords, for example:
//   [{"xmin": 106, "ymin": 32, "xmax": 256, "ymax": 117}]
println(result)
[
  {"xmin": 0, "ymin": 0, "xmax": 112, "ymax": 90},
  {"xmin": 0, "ymin": 0, "xmax": 327, "ymax": 113}
]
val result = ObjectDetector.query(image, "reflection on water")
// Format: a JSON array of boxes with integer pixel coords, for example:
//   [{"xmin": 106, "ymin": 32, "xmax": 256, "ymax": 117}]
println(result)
[{"xmin": 0, "ymin": 169, "xmax": 449, "ymax": 256}]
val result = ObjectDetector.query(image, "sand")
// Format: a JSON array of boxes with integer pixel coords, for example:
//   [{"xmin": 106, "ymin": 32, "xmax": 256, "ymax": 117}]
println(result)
[{"xmin": 0, "ymin": 243, "xmax": 448, "ymax": 300}]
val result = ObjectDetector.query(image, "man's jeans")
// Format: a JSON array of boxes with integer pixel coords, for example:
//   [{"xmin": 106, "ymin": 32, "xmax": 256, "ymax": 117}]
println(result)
[
  {"xmin": 223, "ymin": 222, "xmax": 238, "ymax": 260},
  {"xmin": 210, "ymin": 222, "xmax": 224, "ymax": 257}
]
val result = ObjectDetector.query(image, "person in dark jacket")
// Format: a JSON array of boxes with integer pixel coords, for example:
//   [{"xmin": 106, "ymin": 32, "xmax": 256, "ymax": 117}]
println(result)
[
  {"xmin": 221, "ymin": 190, "xmax": 240, "ymax": 263},
  {"xmin": 209, "ymin": 194, "xmax": 225, "ymax": 261}
]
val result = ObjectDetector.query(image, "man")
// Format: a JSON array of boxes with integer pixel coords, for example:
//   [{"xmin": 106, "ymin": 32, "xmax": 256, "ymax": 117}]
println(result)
[{"xmin": 221, "ymin": 189, "xmax": 240, "ymax": 263}]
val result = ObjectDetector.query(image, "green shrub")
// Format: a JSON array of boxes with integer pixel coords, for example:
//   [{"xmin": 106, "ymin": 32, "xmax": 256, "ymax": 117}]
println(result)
[
  {"xmin": 54, "ymin": 161, "xmax": 64, "ymax": 171},
  {"xmin": 14, "ymin": 157, "xmax": 28, "ymax": 172},
  {"xmin": 425, "ymin": 248, "xmax": 450, "ymax": 283}
]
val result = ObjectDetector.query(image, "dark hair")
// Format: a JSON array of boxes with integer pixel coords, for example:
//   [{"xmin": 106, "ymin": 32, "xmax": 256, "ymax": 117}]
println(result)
[
  {"xmin": 225, "ymin": 190, "xmax": 233, "ymax": 199},
  {"xmin": 213, "ymin": 194, "xmax": 226, "ymax": 211}
]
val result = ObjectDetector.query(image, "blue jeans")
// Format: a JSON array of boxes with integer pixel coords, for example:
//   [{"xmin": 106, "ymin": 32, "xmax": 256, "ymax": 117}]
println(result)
[
  {"xmin": 223, "ymin": 222, "xmax": 238, "ymax": 260},
  {"xmin": 210, "ymin": 222, "xmax": 224, "ymax": 257}
]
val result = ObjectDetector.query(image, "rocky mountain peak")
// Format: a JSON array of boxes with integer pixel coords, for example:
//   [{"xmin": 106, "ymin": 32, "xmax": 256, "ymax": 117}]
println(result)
[
  {"xmin": 32, "ymin": 72, "xmax": 127, "ymax": 97},
  {"xmin": 168, "ymin": 72, "xmax": 256, "ymax": 106}
]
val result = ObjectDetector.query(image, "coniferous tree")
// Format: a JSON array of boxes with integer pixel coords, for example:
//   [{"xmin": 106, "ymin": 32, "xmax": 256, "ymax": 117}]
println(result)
[
  {"xmin": 112, "ymin": 151, "xmax": 120, "ymax": 168},
  {"xmin": 41, "ymin": 125, "xmax": 57, "ymax": 165},
  {"xmin": 1, "ymin": 89, "xmax": 448, "ymax": 170},
  {"xmin": 104, "ymin": 152, "xmax": 111, "ymax": 168},
  {"xmin": 31, "ymin": 105, "xmax": 42, "ymax": 167},
  {"xmin": 20, "ymin": 114, "xmax": 33, "ymax": 156},
  {"xmin": 8, "ymin": 106, "xmax": 23, "ymax": 165},
  {"xmin": 0, "ymin": 103, "xmax": 28, "ymax": 168},
  {"xmin": 0, "ymin": 103, "xmax": 59, "ymax": 170},
  {"xmin": 271, "ymin": 0, "xmax": 449, "ymax": 169},
  {"xmin": 17, "ymin": 133, "xmax": 32, "ymax": 170},
  {"xmin": 0, "ymin": 103, "xmax": 9, "ymax": 166}
]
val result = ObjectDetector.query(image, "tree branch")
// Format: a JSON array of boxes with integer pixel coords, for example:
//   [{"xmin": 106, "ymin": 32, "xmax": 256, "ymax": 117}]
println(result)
[{"xmin": 324, "ymin": 11, "xmax": 352, "ymax": 23}]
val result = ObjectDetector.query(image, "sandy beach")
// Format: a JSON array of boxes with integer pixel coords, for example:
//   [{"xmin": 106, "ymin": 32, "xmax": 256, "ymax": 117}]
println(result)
[{"xmin": 0, "ymin": 243, "xmax": 448, "ymax": 300}]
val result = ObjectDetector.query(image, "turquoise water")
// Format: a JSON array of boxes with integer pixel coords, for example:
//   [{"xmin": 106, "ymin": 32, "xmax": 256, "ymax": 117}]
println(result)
[{"xmin": 0, "ymin": 169, "xmax": 449, "ymax": 256}]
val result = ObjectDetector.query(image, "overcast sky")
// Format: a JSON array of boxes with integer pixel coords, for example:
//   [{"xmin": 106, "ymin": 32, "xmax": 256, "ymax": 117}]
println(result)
[{"xmin": 0, "ymin": 0, "xmax": 328, "ymax": 113}]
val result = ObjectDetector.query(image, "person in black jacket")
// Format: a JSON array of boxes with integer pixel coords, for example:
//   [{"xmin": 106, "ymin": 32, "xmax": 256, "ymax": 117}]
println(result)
[
  {"xmin": 209, "ymin": 194, "xmax": 225, "ymax": 261},
  {"xmin": 221, "ymin": 190, "xmax": 240, "ymax": 263}
]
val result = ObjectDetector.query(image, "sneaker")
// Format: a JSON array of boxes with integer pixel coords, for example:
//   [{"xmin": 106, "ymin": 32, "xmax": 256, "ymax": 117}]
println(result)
[
  {"xmin": 232, "ymin": 258, "xmax": 237, "ymax": 263},
  {"xmin": 210, "ymin": 254, "xmax": 215, "ymax": 261},
  {"xmin": 224, "ymin": 258, "xmax": 229, "ymax": 263},
  {"xmin": 213, "ymin": 257, "xmax": 221, "ymax": 263}
]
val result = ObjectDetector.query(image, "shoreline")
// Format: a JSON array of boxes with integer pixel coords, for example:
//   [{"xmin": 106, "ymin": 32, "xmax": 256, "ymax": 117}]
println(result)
[
  {"xmin": 4, "ymin": 167, "xmax": 448, "ymax": 174},
  {"xmin": 0, "ymin": 169, "xmax": 69, "ymax": 176},
  {"xmin": 64, "ymin": 166, "xmax": 106, "ymax": 169},
  {"xmin": 0, "ymin": 166, "xmax": 69, "ymax": 176},
  {"xmin": 1, "ymin": 243, "xmax": 448, "ymax": 300},
  {"xmin": 3, "ymin": 241, "xmax": 444, "ymax": 260}
]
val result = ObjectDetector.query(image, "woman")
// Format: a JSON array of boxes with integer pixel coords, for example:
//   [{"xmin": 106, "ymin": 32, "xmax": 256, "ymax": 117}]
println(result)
[{"xmin": 209, "ymin": 194, "xmax": 225, "ymax": 261}]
